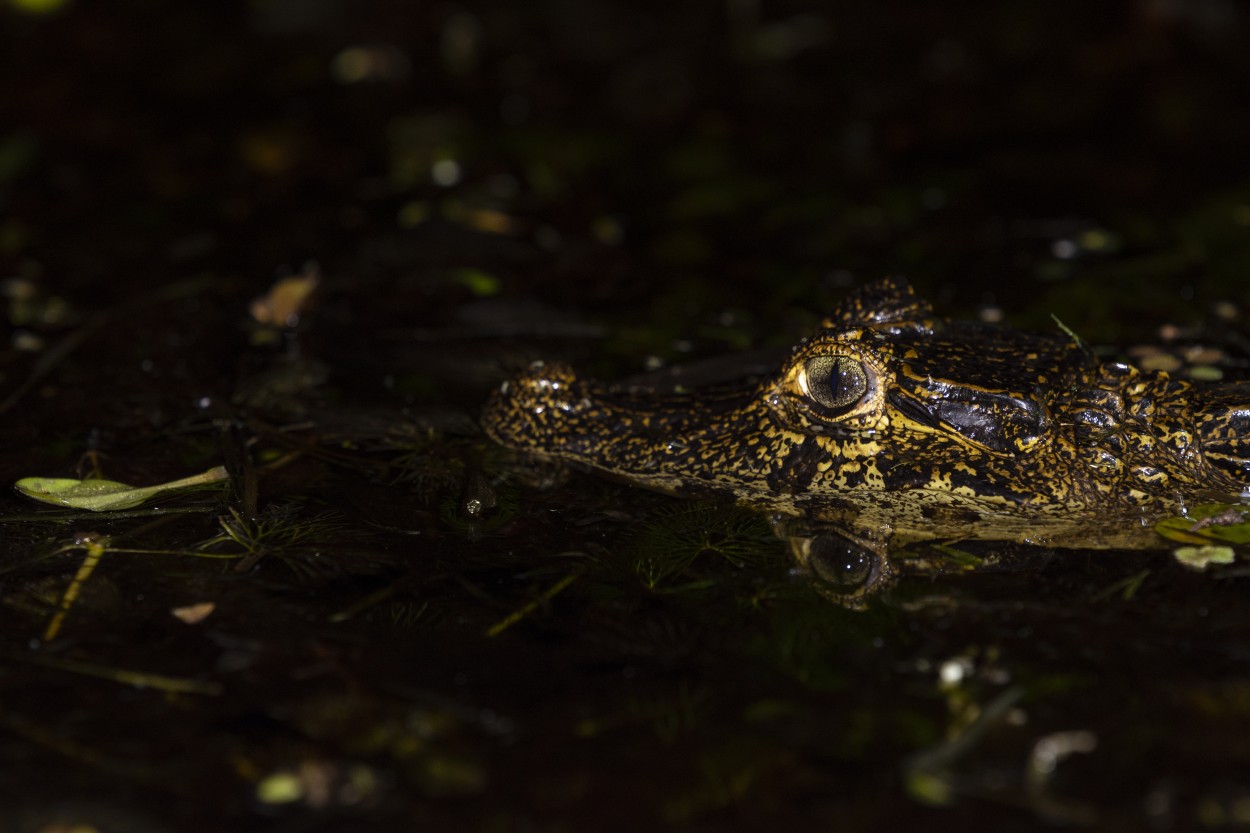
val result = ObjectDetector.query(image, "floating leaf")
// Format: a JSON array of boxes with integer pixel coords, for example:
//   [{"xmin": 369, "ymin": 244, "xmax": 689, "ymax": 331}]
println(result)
[
  {"xmin": 1172, "ymin": 545, "xmax": 1236, "ymax": 571},
  {"xmin": 171, "ymin": 602, "xmax": 217, "ymax": 624},
  {"xmin": 1155, "ymin": 503, "xmax": 1250, "ymax": 546},
  {"xmin": 15, "ymin": 465, "xmax": 228, "ymax": 512},
  {"xmin": 249, "ymin": 265, "xmax": 319, "ymax": 328},
  {"xmin": 449, "ymin": 267, "xmax": 501, "ymax": 297}
]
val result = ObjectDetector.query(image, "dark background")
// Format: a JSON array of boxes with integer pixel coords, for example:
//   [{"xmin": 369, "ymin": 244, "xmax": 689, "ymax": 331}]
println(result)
[{"xmin": 2, "ymin": 1, "xmax": 1250, "ymax": 831}]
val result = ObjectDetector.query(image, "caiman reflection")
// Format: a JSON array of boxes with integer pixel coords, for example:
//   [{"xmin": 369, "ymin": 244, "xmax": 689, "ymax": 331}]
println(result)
[{"xmin": 482, "ymin": 278, "xmax": 1250, "ymax": 604}]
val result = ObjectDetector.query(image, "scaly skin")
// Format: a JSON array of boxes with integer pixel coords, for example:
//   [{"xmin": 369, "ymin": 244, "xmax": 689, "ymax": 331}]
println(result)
[{"xmin": 482, "ymin": 278, "xmax": 1250, "ymax": 600}]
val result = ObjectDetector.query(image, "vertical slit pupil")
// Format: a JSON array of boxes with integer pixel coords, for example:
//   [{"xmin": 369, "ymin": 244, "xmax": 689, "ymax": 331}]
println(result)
[{"xmin": 804, "ymin": 356, "xmax": 867, "ymax": 411}]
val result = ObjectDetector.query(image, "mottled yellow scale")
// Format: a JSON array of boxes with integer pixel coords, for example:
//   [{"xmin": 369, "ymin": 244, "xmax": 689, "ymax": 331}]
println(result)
[{"xmin": 482, "ymin": 278, "xmax": 1250, "ymax": 601}]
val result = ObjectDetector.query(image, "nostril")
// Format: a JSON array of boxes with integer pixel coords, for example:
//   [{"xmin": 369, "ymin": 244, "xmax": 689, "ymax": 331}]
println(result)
[
  {"xmin": 522, "ymin": 361, "xmax": 579, "ymax": 387},
  {"xmin": 502, "ymin": 362, "xmax": 586, "ymax": 407},
  {"xmin": 481, "ymin": 361, "xmax": 593, "ymax": 447}
]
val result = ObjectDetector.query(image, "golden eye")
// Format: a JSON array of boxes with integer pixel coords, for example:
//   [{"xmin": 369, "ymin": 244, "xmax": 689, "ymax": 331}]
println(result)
[{"xmin": 802, "ymin": 355, "xmax": 868, "ymax": 412}]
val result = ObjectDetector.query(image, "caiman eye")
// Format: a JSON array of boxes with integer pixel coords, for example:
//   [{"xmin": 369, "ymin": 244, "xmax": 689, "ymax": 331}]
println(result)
[
  {"xmin": 807, "ymin": 535, "xmax": 879, "ymax": 594},
  {"xmin": 802, "ymin": 355, "xmax": 868, "ymax": 412}
]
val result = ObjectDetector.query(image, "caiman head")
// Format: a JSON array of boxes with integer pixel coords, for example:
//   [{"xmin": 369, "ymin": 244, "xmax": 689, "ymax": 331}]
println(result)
[{"xmin": 482, "ymin": 278, "xmax": 1250, "ymax": 602}]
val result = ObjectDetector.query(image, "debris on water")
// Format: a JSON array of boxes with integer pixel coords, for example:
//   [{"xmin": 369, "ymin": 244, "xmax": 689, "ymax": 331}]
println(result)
[{"xmin": 1172, "ymin": 545, "xmax": 1236, "ymax": 571}]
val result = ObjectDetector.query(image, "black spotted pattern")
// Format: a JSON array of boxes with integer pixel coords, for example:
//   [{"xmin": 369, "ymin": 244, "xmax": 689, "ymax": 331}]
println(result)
[{"xmin": 483, "ymin": 278, "xmax": 1250, "ymax": 549}]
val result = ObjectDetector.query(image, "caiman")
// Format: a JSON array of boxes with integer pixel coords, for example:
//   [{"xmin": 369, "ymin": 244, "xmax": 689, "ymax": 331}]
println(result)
[{"xmin": 481, "ymin": 278, "xmax": 1250, "ymax": 604}]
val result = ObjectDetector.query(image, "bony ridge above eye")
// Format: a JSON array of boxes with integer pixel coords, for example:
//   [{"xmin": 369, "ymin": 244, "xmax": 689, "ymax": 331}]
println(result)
[{"xmin": 802, "ymin": 355, "xmax": 868, "ymax": 412}]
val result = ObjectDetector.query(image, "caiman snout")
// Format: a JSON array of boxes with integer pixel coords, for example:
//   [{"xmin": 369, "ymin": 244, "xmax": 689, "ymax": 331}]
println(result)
[
  {"xmin": 482, "ymin": 356, "xmax": 772, "ymax": 493},
  {"xmin": 481, "ymin": 361, "xmax": 602, "ymax": 458}
]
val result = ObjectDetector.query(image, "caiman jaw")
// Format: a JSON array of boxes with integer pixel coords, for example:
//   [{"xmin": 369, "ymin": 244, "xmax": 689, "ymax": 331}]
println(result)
[{"xmin": 482, "ymin": 360, "xmax": 781, "ymax": 498}]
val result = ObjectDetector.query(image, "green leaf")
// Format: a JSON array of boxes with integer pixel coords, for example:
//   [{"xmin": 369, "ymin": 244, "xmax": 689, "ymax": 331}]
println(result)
[
  {"xmin": 15, "ymin": 466, "xmax": 228, "ymax": 511},
  {"xmin": 1172, "ymin": 545, "xmax": 1236, "ymax": 571},
  {"xmin": 449, "ymin": 267, "xmax": 500, "ymax": 297},
  {"xmin": 1155, "ymin": 504, "xmax": 1250, "ymax": 546}
]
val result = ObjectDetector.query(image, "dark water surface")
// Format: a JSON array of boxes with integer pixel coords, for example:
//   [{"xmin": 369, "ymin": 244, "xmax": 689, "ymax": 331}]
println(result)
[{"xmin": 3, "ymin": 2, "xmax": 1250, "ymax": 830}]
